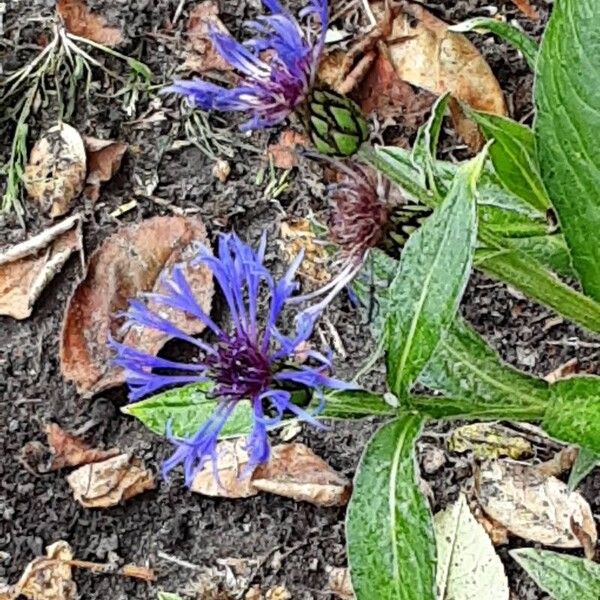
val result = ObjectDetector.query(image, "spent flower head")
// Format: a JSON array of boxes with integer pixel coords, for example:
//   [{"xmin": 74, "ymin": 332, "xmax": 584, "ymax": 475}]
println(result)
[
  {"xmin": 166, "ymin": 0, "xmax": 328, "ymax": 131},
  {"xmin": 111, "ymin": 232, "xmax": 354, "ymax": 485}
]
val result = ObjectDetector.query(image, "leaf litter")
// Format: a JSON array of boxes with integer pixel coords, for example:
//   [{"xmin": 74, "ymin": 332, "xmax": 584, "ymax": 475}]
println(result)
[
  {"xmin": 448, "ymin": 422, "xmax": 534, "ymax": 460},
  {"xmin": 57, "ymin": 0, "xmax": 123, "ymax": 47},
  {"xmin": 475, "ymin": 459, "xmax": 597, "ymax": 552},
  {"xmin": 82, "ymin": 136, "xmax": 128, "ymax": 203},
  {"xmin": 60, "ymin": 215, "xmax": 214, "ymax": 396},
  {"xmin": 0, "ymin": 214, "xmax": 83, "ymax": 320}
]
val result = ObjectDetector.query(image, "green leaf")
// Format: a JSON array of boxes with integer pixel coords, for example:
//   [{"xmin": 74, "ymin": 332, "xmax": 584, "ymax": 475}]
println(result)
[
  {"xmin": 535, "ymin": 0, "xmax": 600, "ymax": 301},
  {"xmin": 122, "ymin": 382, "xmax": 253, "ymax": 438},
  {"xmin": 470, "ymin": 112, "xmax": 550, "ymax": 213},
  {"xmin": 568, "ymin": 447, "xmax": 600, "ymax": 490},
  {"xmin": 510, "ymin": 549, "xmax": 600, "ymax": 600},
  {"xmin": 419, "ymin": 318, "xmax": 550, "ymax": 411},
  {"xmin": 543, "ymin": 376, "xmax": 600, "ymax": 452},
  {"xmin": 346, "ymin": 415, "xmax": 436, "ymax": 600},
  {"xmin": 319, "ymin": 390, "xmax": 396, "ymax": 419},
  {"xmin": 450, "ymin": 17, "xmax": 538, "ymax": 70},
  {"xmin": 385, "ymin": 151, "xmax": 481, "ymax": 397},
  {"xmin": 476, "ymin": 239, "xmax": 600, "ymax": 333},
  {"xmin": 434, "ymin": 495, "xmax": 509, "ymax": 599}
]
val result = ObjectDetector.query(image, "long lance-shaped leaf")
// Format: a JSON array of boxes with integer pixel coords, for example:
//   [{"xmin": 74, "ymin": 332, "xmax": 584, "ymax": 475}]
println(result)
[
  {"xmin": 347, "ymin": 415, "xmax": 436, "ymax": 600},
  {"xmin": 535, "ymin": 0, "xmax": 600, "ymax": 301}
]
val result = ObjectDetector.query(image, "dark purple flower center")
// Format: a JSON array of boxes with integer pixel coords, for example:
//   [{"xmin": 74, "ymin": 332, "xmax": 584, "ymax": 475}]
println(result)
[{"xmin": 206, "ymin": 333, "xmax": 272, "ymax": 400}]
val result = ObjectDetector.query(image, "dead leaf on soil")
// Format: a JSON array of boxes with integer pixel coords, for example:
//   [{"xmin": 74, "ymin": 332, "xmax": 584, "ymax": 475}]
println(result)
[
  {"xmin": 267, "ymin": 130, "xmax": 309, "ymax": 170},
  {"xmin": 0, "ymin": 214, "xmax": 82, "ymax": 320},
  {"xmin": 326, "ymin": 567, "xmax": 354, "ymax": 599},
  {"xmin": 265, "ymin": 586, "xmax": 291, "ymax": 600},
  {"xmin": 280, "ymin": 219, "xmax": 331, "ymax": 286},
  {"xmin": 57, "ymin": 0, "xmax": 123, "ymax": 47},
  {"xmin": 24, "ymin": 123, "xmax": 87, "ymax": 217},
  {"xmin": 252, "ymin": 443, "xmax": 352, "ymax": 507},
  {"xmin": 434, "ymin": 494, "xmax": 509, "ymax": 599},
  {"xmin": 544, "ymin": 358, "xmax": 580, "ymax": 384},
  {"xmin": 191, "ymin": 439, "xmax": 259, "ymax": 499},
  {"xmin": 15, "ymin": 540, "xmax": 77, "ymax": 600},
  {"xmin": 44, "ymin": 423, "xmax": 120, "ymax": 471},
  {"xmin": 60, "ymin": 215, "xmax": 214, "ymax": 396},
  {"xmin": 66, "ymin": 453, "xmax": 154, "ymax": 508},
  {"xmin": 475, "ymin": 460, "xmax": 598, "ymax": 550},
  {"xmin": 356, "ymin": 52, "xmax": 435, "ymax": 123},
  {"xmin": 83, "ymin": 136, "xmax": 128, "ymax": 203},
  {"xmin": 510, "ymin": 0, "xmax": 540, "ymax": 20},
  {"xmin": 472, "ymin": 508, "xmax": 510, "ymax": 546},
  {"xmin": 448, "ymin": 422, "xmax": 534, "ymax": 460},
  {"xmin": 376, "ymin": 1, "xmax": 507, "ymax": 150},
  {"xmin": 184, "ymin": 1, "xmax": 233, "ymax": 73}
]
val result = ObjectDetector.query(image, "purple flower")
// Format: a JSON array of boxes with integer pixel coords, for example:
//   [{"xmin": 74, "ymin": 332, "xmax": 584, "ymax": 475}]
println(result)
[
  {"xmin": 165, "ymin": 0, "xmax": 328, "ymax": 130},
  {"xmin": 112, "ymin": 232, "xmax": 353, "ymax": 485}
]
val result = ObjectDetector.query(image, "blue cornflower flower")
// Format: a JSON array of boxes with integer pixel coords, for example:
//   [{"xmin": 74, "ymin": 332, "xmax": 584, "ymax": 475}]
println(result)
[
  {"xmin": 111, "ymin": 232, "xmax": 354, "ymax": 485},
  {"xmin": 165, "ymin": 0, "xmax": 327, "ymax": 130}
]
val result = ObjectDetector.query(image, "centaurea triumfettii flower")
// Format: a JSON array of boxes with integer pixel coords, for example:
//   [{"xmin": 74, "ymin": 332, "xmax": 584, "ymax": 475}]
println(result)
[
  {"xmin": 166, "ymin": 0, "xmax": 328, "ymax": 131},
  {"xmin": 111, "ymin": 232, "xmax": 354, "ymax": 485}
]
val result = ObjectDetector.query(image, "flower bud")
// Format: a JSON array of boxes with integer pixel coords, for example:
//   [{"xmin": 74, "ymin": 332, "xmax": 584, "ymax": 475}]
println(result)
[{"xmin": 307, "ymin": 89, "xmax": 370, "ymax": 157}]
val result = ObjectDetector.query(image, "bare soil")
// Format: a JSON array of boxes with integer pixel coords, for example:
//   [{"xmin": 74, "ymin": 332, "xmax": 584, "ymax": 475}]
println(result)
[{"xmin": 1, "ymin": 0, "xmax": 598, "ymax": 598}]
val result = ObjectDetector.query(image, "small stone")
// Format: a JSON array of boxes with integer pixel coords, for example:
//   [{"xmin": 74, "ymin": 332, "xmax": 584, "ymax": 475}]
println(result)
[{"xmin": 212, "ymin": 159, "xmax": 231, "ymax": 182}]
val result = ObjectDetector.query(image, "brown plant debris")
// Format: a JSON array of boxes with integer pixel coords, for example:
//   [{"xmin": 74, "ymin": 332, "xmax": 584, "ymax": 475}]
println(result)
[
  {"xmin": 251, "ymin": 443, "xmax": 352, "ymax": 507},
  {"xmin": 0, "ymin": 214, "xmax": 82, "ymax": 320},
  {"xmin": 267, "ymin": 130, "xmax": 309, "ymax": 170},
  {"xmin": 326, "ymin": 566, "xmax": 355, "ymax": 599},
  {"xmin": 510, "ymin": 0, "xmax": 540, "ymax": 20},
  {"xmin": 83, "ymin": 136, "xmax": 128, "ymax": 202},
  {"xmin": 44, "ymin": 423, "xmax": 120, "ymax": 471},
  {"xmin": 184, "ymin": 1, "xmax": 233, "ymax": 73},
  {"xmin": 475, "ymin": 460, "xmax": 598, "ymax": 549},
  {"xmin": 60, "ymin": 216, "xmax": 214, "ymax": 396},
  {"xmin": 66, "ymin": 453, "xmax": 155, "ymax": 508},
  {"xmin": 24, "ymin": 123, "xmax": 87, "ymax": 218},
  {"xmin": 57, "ymin": 0, "xmax": 124, "ymax": 46}
]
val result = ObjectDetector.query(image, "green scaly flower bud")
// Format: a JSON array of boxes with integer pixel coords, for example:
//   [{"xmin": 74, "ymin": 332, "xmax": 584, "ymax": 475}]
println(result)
[{"xmin": 306, "ymin": 89, "xmax": 370, "ymax": 157}]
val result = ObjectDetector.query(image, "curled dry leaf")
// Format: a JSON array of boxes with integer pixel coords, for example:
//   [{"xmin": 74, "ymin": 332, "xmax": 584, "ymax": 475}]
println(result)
[
  {"xmin": 60, "ymin": 216, "xmax": 214, "ymax": 396},
  {"xmin": 475, "ymin": 460, "xmax": 598, "ymax": 549},
  {"xmin": 24, "ymin": 124, "xmax": 86, "ymax": 218},
  {"xmin": 83, "ymin": 136, "xmax": 128, "ymax": 203},
  {"xmin": 0, "ymin": 215, "xmax": 82, "ymax": 320},
  {"xmin": 357, "ymin": 53, "xmax": 435, "ymax": 123},
  {"xmin": 191, "ymin": 439, "xmax": 259, "ymax": 499},
  {"xmin": 184, "ymin": 1, "xmax": 233, "ymax": 73},
  {"xmin": 280, "ymin": 219, "xmax": 331, "ymax": 286},
  {"xmin": 544, "ymin": 358, "xmax": 580, "ymax": 384},
  {"xmin": 66, "ymin": 453, "xmax": 154, "ymax": 508},
  {"xmin": 44, "ymin": 423, "xmax": 120, "ymax": 471},
  {"xmin": 57, "ymin": 0, "xmax": 123, "ymax": 47},
  {"xmin": 448, "ymin": 422, "xmax": 534, "ymax": 460},
  {"xmin": 326, "ymin": 567, "xmax": 355, "ymax": 600},
  {"xmin": 252, "ymin": 443, "xmax": 352, "ymax": 507},
  {"xmin": 15, "ymin": 540, "xmax": 77, "ymax": 600},
  {"xmin": 376, "ymin": 1, "xmax": 506, "ymax": 149},
  {"xmin": 267, "ymin": 130, "xmax": 309, "ymax": 170}
]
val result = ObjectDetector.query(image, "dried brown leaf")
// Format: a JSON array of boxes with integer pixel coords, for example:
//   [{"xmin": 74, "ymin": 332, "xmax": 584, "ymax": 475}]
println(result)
[
  {"xmin": 60, "ymin": 215, "xmax": 214, "ymax": 396},
  {"xmin": 191, "ymin": 439, "xmax": 259, "ymax": 498},
  {"xmin": 15, "ymin": 541, "xmax": 77, "ymax": 600},
  {"xmin": 252, "ymin": 443, "xmax": 351, "ymax": 507},
  {"xmin": 0, "ymin": 215, "xmax": 82, "ymax": 320},
  {"xmin": 83, "ymin": 136, "xmax": 128, "ymax": 203},
  {"xmin": 544, "ymin": 358, "xmax": 580, "ymax": 383},
  {"xmin": 184, "ymin": 1, "xmax": 233, "ymax": 73},
  {"xmin": 326, "ymin": 567, "xmax": 355, "ymax": 599},
  {"xmin": 510, "ymin": 0, "xmax": 540, "ymax": 20},
  {"xmin": 475, "ymin": 460, "xmax": 598, "ymax": 549},
  {"xmin": 57, "ymin": 0, "xmax": 123, "ymax": 46},
  {"xmin": 280, "ymin": 218, "xmax": 330, "ymax": 286},
  {"xmin": 44, "ymin": 423, "xmax": 120, "ymax": 471},
  {"xmin": 66, "ymin": 453, "xmax": 155, "ymax": 508},
  {"xmin": 357, "ymin": 52, "xmax": 435, "ymax": 122},
  {"xmin": 267, "ymin": 130, "xmax": 309, "ymax": 170},
  {"xmin": 379, "ymin": 1, "xmax": 507, "ymax": 150},
  {"xmin": 24, "ymin": 123, "xmax": 87, "ymax": 217}
]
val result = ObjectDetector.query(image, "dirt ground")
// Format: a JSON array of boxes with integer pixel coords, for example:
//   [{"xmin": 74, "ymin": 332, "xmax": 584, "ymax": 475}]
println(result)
[{"xmin": 1, "ymin": 0, "xmax": 599, "ymax": 598}]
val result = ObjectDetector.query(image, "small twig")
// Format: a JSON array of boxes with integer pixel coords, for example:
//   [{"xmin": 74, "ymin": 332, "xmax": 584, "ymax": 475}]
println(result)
[
  {"xmin": 157, "ymin": 551, "xmax": 203, "ymax": 571},
  {"xmin": 173, "ymin": 0, "xmax": 187, "ymax": 24}
]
